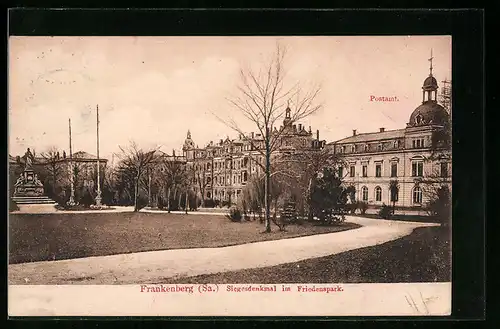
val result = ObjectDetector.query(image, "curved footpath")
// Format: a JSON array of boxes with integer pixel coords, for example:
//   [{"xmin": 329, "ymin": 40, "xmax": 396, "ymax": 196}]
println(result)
[{"xmin": 8, "ymin": 216, "xmax": 439, "ymax": 285}]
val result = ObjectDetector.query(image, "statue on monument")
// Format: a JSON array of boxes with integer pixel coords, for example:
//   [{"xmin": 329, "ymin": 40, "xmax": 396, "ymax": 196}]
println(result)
[
  {"xmin": 24, "ymin": 148, "xmax": 34, "ymax": 171},
  {"xmin": 13, "ymin": 148, "xmax": 45, "ymax": 197},
  {"xmin": 15, "ymin": 173, "xmax": 24, "ymax": 186}
]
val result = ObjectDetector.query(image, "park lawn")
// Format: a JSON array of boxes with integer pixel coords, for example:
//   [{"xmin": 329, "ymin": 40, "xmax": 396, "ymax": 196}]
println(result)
[
  {"xmin": 9, "ymin": 212, "xmax": 360, "ymax": 264},
  {"xmin": 162, "ymin": 226, "xmax": 451, "ymax": 284}
]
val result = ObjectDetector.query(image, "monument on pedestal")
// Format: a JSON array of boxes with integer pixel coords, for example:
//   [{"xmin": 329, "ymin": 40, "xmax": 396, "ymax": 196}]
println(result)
[
  {"xmin": 13, "ymin": 148, "xmax": 44, "ymax": 197},
  {"xmin": 11, "ymin": 148, "xmax": 57, "ymax": 211}
]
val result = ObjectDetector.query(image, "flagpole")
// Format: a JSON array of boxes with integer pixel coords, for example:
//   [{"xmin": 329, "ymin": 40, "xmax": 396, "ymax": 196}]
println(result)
[
  {"xmin": 67, "ymin": 118, "xmax": 76, "ymax": 206},
  {"xmin": 95, "ymin": 104, "xmax": 102, "ymax": 207}
]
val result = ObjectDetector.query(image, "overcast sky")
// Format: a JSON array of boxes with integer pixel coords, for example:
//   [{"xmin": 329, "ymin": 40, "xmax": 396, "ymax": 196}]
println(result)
[{"xmin": 9, "ymin": 36, "xmax": 451, "ymax": 161}]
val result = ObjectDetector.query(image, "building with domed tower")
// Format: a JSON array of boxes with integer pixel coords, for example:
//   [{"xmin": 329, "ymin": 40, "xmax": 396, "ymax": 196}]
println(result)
[
  {"xmin": 182, "ymin": 106, "xmax": 326, "ymax": 206},
  {"xmin": 327, "ymin": 56, "xmax": 451, "ymax": 213}
]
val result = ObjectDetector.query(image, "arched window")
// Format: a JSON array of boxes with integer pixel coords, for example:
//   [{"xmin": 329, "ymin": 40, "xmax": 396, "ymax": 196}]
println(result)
[
  {"xmin": 413, "ymin": 186, "xmax": 423, "ymax": 204},
  {"xmin": 364, "ymin": 144, "xmax": 369, "ymax": 152},
  {"xmin": 394, "ymin": 140, "xmax": 399, "ymax": 149},
  {"xmin": 377, "ymin": 144, "xmax": 383, "ymax": 151},
  {"xmin": 206, "ymin": 191, "xmax": 211, "ymax": 199},
  {"xmin": 375, "ymin": 186, "xmax": 382, "ymax": 202},
  {"xmin": 362, "ymin": 186, "xmax": 368, "ymax": 201},
  {"xmin": 351, "ymin": 145, "xmax": 356, "ymax": 153},
  {"xmin": 416, "ymin": 114, "xmax": 423, "ymax": 125}
]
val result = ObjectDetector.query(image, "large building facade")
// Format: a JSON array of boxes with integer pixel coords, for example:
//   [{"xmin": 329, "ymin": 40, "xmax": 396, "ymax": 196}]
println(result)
[
  {"xmin": 182, "ymin": 107, "xmax": 326, "ymax": 205},
  {"xmin": 327, "ymin": 62, "xmax": 451, "ymax": 211}
]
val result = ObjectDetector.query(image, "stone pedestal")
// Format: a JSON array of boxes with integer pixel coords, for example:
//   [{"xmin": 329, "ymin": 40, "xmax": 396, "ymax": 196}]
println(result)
[{"xmin": 13, "ymin": 170, "xmax": 44, "ymax": 197}]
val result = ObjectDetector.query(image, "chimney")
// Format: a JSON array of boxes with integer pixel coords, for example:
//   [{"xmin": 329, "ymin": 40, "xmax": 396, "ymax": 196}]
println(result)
[
  {"xmin": 316, "ymin": 129, "xmax": 320, "ymax": 140},
  {"xmin": 353, "ymin": 130, "xmax": 357, "ymax": 136},
  {"xmin": 298, "ymin": 124, "xmax": 302, "ymax": 131},
  {"xmin": 379, "ymin": 128, "xmax": 385, "ymax": 132},
  {"xmin": 309, "ymin": 126, "xmax": 312, "ymax": 133}
]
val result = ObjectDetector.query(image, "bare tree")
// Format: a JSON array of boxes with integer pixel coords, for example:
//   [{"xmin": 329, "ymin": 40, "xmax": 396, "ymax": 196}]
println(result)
[
  {"xmin": 214, "ymin": 41, "xmax": 323, "ymax": 232},
  {"xmin": 115, "ymin": 141, "xmax": 160, "ymax": 212},
  {"xmin": 163, "ymin": 155, "xmax": 189, "ymax": 212},
  {"xmin": 41, "ymin": 146, "xmax": 63, "ymax": 196},
  {"xmin": 274, "ymin": 148, "xmax": 348, "ymax": 220},
  {"xmin": 389, "ymin": 179, "xmax": 400, "ymax": 215}
]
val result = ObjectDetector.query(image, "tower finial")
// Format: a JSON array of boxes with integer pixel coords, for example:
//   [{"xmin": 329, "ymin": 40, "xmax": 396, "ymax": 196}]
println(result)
[
  {"xmin": 285, "ymin": 99, "xmax": 291, "ymax": 118},
  {"xmin": 428, "ymin": 48, "xmax": 434, "ymax": 76}
]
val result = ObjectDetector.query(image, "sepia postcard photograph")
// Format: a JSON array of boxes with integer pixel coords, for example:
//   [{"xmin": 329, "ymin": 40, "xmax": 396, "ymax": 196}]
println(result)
[{"xmin": 8, "ymin": 35, "xmax": 453, "ymax": 317}]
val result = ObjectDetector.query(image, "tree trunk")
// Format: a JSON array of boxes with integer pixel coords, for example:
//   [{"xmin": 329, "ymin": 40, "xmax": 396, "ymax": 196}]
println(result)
[
  {"xmin": 185, "ymin": 190, "xmax": 189, "ymax": 214},
  {"xmin": 134, "ymin": 176, "xmax": 140, "ymax": 212},
  {"xmin": 178, "ymin": 188, "xmax": 182, "ymax": 210},
  {"xmin": 307, "ymin": 177, "xmax": 313, "ymax": 221},
  {"xmin": 167, "ymin": 187, "xmax": 171, "ymax": 213},
  {"xmin": 264, "ymin": 147, "xmax": 271, "ymax": 233},
  {"xmin": 52, "ymin": 168, "xmax": 56, "ymax": 196}
]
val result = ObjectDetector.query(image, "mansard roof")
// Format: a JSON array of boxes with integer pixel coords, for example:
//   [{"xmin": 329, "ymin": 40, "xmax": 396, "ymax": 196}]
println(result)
[{"xmin": 332, "ymin": 129, "xmax": 405, "ymax": 144}]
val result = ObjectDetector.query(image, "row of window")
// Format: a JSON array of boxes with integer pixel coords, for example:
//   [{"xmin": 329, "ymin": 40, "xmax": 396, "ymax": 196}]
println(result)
[
  {"xmin": 338, "ymin": 138, "xmax": 428, "ymax": 154},
  {"xmin": 345, "ymin": 162, "xmax": 447, "ymax": 178},
  {"xmin": 210, "ymin": 172, "xmax": 249, "ymax": 186},
  {"xmin": 194, "ymin": 157, "xmax": 255, "ymax": 172},
  {"xmin": 359, "ymin": 185, "xmax": 423, "ymax": 204},
  {"xmin": 213, "ymin": 189, "xmax": 243, "ymax": 198},
  {"xmin": 339, "ymin": 140, "xmax": 401, "ymax": 154}
]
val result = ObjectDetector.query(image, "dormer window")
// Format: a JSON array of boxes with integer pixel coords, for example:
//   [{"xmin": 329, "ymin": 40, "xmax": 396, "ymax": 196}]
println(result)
[
  {"xmin": 351, "ymin": 145, "xmax": 356, "ymax": 153},
  {"xmin": 416, "ymin": 114, "xmax": 423, "ymax": 125},
  {"xmin": 364, "ymin": 144, "xmax": 369, "ymax": 152},
  {"xmin": 377, "ymin": 144, "xmax": 382, "ymax": 151}
]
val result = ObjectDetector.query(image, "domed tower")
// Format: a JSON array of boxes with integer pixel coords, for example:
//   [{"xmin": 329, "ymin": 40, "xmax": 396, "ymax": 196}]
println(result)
[
  {"xmin": 422, "ymin": 49, "xmax": 439, "ymax": 103},
  {"xmin": 182, "ymin": 130, "xmax": 196, "ymax": 160},
  {"xmin": 283, "ymin": 101, "xmax": 292, "ymax": 127},
  {"xmin": 407, "ymin": 51, "xmax": 449, "ymax": 127}
]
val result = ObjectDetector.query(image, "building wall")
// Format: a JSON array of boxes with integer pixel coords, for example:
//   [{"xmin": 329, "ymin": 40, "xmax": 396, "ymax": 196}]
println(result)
[
  {"xmin": 182, "ymin": 120, "xmax": 324, "ymax": 205},
  {"xmin": 329, "ymin": 126, "xmax": 451, "ymax": 211}
]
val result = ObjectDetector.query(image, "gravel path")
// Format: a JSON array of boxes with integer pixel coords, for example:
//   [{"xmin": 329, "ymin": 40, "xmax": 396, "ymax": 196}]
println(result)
[{"xmin": 8, "ymin": 216, "xmax": 438, "ymax": 285}]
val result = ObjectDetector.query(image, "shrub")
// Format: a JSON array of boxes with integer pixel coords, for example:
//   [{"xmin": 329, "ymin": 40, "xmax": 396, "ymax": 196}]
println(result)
[
  {"xmin": 348, "ymin": 202, "xmax": 358, "ymax": 214},
  {"xmin": 204, "ymin": 199, "xmax": 216, "ymax": 208},
  {"xmin": 157, "ymin": 197, "xmax": 164, "ymax": 210},
  {"xmin": 226, "ymin": 207, "xmax": 242, "ymax": 222},
  {"xmin": 136, "ymin": 195, "xmax": 148, "ymax": 211},
  {"xmin": 358, "ymin": 201, "xmax": 369, "ymax": 215},
  {"xmin": 378, "ymin": 203, "xmax": 392, "ymax": 219},
  {"xmin": 427, "ymin": 186, "xmax": 451, "ymax": 226},
  {"xmin": 168, "ymin": 197, "xmax": 179, "ymax": 211},
  {"xmin": 80, "ymin": 190, "xmax": 94, "ymax": 207}
]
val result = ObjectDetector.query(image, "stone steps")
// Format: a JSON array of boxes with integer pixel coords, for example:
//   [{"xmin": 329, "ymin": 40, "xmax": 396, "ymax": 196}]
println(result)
[{"xmin": 12, "ymin": 196, "xmax": 57, "ymax": 205}]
